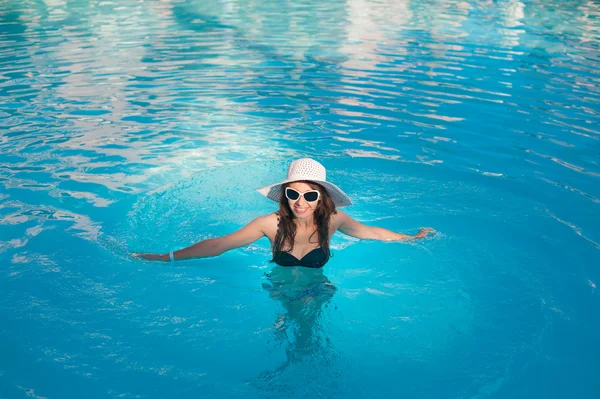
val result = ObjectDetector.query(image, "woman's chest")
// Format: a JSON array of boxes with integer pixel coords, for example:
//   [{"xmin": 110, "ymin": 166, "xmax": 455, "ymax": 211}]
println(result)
[{"xmin": 293, "ymin": 228, "xmax": 319, "ymax": 244}]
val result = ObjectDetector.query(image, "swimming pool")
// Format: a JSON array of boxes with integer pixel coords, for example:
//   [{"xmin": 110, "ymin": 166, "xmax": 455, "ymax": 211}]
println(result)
[{"xmin": 0, "ymin": 0, "xmax": 599, "ymax": 397}]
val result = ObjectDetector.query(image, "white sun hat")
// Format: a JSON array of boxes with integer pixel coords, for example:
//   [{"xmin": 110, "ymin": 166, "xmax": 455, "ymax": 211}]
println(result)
[{"xmin": 257, "ymin": 158, "xmax": 353, "ymax": 208}]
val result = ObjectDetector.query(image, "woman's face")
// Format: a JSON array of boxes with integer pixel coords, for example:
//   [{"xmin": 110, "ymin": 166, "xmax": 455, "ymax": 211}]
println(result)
[{"xmin": 286, "ymin": 181, "xmax": 320, "ymax": 220}]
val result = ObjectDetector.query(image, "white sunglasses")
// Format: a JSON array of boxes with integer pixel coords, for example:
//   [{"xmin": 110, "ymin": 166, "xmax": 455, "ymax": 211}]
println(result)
[{"xmin": 285, "ymin": 187, "xmax": 320, "ymax": 203}]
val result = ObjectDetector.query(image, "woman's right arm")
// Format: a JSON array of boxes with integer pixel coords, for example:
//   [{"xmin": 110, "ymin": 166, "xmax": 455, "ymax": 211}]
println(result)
[{"xmin": 134, "ymin": 215, "xmax": 273, "ymax": 262}]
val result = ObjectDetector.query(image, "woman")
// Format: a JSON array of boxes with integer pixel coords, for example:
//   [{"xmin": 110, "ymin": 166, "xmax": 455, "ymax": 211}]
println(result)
[{"xmin": 136, "ymin": 158, "xmax": 435, "ymax": 265}]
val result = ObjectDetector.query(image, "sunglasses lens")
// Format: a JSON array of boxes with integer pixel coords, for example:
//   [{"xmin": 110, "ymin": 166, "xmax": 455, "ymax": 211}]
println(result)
[
  {"xmin": 304, "ymin": 191, "xmax": 319, "ymax": 202},
  {"xmin": 286, "ymin": 188, "xmax": 300, "ymax": 200}
]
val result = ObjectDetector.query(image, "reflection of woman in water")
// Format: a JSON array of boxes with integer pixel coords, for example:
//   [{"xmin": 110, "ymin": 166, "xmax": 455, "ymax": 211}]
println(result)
[
  {"xmin": 262, "ymin": 266, "xmax": 337, "ymax": 364},
  {"xmin": 136, "ymin": 158, "xmax": 435, "ymax": 263}
]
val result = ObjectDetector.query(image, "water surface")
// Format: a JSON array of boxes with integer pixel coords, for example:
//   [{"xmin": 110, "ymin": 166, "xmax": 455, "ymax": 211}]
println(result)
[{"xmin": 1, "ymin": 0, "xmax": 599, "ymax": 398}]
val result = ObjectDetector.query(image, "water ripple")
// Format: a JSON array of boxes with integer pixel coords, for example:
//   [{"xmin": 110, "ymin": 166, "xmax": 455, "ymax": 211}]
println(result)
[
  {"xmin": 1, "ymin": 1, "xmax": 597, "ymax": 199},
  {"xmin": 1, "ymin": 1, "xmax": 600, "ymax": 395}
]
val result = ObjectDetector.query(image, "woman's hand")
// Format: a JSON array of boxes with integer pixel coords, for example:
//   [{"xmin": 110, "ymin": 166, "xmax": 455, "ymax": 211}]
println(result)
[
  {"xmin": 414, "ymin": 227, "xmax": 436, "ymax": 239},
  {"xmin": 132, "ymin": 253, "xmax": 169, "ymax": 261}
]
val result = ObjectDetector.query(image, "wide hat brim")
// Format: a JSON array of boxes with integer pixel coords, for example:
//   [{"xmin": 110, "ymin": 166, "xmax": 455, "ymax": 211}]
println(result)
[{"xmin": 257, "ymin": 179, "xmax": 352, "ymax": 208}]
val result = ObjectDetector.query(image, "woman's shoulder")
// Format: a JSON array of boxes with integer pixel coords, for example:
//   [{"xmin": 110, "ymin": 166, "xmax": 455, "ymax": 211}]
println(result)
[
  {"xmin": 253, "ymin": 212, "xmax": 280, "ymax": 227},
  {"xmin": 330, "ymin": 210, "xmax": 349, "ymax": 228},
  {"xmin": 330, "ymin": 210, "xmax": 349, "ymax": 220},
  {"xmin": 242, "ymin": 213, "xmax": 279, "ymax": 237}
]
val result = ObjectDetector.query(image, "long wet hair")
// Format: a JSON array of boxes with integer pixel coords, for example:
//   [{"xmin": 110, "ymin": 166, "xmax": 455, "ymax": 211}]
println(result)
[{"xmin": 271, "ymin": 181, "xmax": 337, "ymax": 260}]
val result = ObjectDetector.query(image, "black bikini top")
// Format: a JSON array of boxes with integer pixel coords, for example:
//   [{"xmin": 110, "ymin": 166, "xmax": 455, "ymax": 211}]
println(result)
[
  {"xmin": 272, "ymin": 212, "xmax": 329, "ymax": 268},
  {"xmin": 273, "ymin": 247, "xmax": 328, "ymax": 268}
]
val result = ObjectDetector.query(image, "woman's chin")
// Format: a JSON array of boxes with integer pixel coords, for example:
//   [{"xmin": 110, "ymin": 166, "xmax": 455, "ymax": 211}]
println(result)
[{"xmin": 292, "ymin": 209, "xmax": 313, "ymax": 219}]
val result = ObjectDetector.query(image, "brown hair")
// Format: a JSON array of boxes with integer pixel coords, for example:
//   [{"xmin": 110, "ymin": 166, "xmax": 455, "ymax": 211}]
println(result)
[{"xmin": 271, "ymin": 181, "xmax": 337, "ymax": 260}]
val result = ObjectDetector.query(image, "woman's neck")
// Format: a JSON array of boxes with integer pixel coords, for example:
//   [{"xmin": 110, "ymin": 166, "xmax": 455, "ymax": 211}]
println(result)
[{"xmin": 295, "ymin": 216, "xmax": 316, "ymax": 230}]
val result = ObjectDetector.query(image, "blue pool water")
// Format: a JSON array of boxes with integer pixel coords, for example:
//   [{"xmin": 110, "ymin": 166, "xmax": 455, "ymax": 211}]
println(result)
[{"xmin": 1, "ymin": 0, "xmax": 599, "ymax": 398}]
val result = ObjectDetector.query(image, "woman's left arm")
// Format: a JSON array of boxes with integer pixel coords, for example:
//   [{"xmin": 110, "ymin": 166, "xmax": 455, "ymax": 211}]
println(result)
[{"xmin": 335, "ymin": 210, "xmax": 435, "ymax": 241}]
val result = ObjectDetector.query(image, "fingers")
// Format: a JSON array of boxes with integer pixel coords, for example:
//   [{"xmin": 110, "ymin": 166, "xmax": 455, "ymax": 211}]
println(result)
[{"xmin": 418, "ymin": 227, "xmax": 437, "ymax": 237}]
